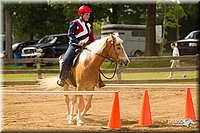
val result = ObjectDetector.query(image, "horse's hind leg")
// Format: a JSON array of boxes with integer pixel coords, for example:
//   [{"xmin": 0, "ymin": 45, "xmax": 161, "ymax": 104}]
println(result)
[{"xmin": 81, "ymin": 95, "xmax": 93, "ymax": 117}]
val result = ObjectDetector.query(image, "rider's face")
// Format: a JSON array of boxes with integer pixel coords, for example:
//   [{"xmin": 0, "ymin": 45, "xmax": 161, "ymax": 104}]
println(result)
[{"xmin": 82, "ymin": 13, "xmax": 90, "ymax": 21}]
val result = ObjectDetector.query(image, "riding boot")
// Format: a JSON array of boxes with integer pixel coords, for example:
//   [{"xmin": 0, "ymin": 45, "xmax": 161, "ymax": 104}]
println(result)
[
  {"xmin": 98, "ymin": 74, "xmax": 106, "ymax": 88},
  {"xmin": 57, "ymin": 70, "xmax": 70, "ymax": 87}
]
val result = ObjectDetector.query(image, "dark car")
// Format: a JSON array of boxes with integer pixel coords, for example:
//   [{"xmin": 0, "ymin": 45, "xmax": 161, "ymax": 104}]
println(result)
[
  {"xmin": 174, "ymin": 30, "xmax": 200, "ymax": 55},
  {"xmin": 21, "ymin": 33, "xmax": 69, "ymax": 67},
  {"xmin": 12, "ymin": 40, "xmax": 39, "ymax": 54}
]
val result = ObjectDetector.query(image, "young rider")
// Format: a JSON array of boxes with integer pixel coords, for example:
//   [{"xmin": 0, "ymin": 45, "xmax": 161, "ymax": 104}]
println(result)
[{"xmin": 57, "ymin": 5, "xmax": 105, "ymax": 87}]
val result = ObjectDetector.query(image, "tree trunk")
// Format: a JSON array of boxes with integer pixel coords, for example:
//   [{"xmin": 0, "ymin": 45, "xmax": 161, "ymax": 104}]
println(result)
[
  {"xmin": 110, "ymin": 4, "xmax": 119, "ymax": 24},
  {"xmin": 29, "ymin": 32, "xmax": 34, "ymax": 40},
  {"xmin": 176, "ymin": 14, "xmax": 180, "ymax": 40},
  {"xmin": 145, "ymin": 4, "xmax": 158, "ymax": 56},
  {"xmin": 5, "ymin": 8, "xmax": 13, "ymax": 59},
  {"xmin": 88, "ymin": 4, "xmax": 94, "ymax": 28}
]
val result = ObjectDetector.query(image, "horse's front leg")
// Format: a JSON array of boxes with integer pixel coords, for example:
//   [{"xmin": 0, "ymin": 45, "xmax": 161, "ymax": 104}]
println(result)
[
  {"xmin": 63, "ymin": 84, "xmax": 70, "ymax": 120},
  {"xmin": 65, "ymin": 95, "xmax": 70, "ymax": 120},
  {"xmin": 77, "ymin": 95, "xmax": 84, "ymax": 126},
  {"xmin": 68, "ymin": 95, "xmax": 76, "ymax": 125},
  {"xmin": 81, "ymin": 95, "xmax": 93, "ymax": 117}
]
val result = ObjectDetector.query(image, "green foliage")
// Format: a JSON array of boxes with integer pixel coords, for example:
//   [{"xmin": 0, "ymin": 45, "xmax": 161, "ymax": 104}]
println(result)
[
  {"xmin": 156, "ymin": 3, "xmax": 193, "ymax": 54},
  {"xmin": 9, "ymin": 3, "xmax": 66, "ymax": 41},
  {"xmin": 163, "ymin": 4, "xmax": 187, "ymax": 28},
  {"xmin": 3, "ymin": 3, "xmax": 198, "ymax": 45},
  {"xmin": 93, "ymin": 21, "xmax": 102, "ymax": 35}
]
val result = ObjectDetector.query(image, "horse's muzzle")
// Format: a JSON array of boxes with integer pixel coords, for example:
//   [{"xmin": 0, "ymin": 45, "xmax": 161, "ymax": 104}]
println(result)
[{"xmin": 120, "ymin": 58, "xmax": 130, "ymax": 66}]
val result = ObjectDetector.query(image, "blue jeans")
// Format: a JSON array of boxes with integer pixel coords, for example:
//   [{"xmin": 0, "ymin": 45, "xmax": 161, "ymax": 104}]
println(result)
[{"xmin": 59, "ymin": 44, "xmax": 81, "ymax": 79}]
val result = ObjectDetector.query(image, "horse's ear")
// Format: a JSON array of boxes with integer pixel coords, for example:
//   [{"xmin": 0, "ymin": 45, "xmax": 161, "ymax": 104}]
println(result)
[
  {"xmin": 109, "ymin": 34, "xmax": 113, "ymax": 38},
  {"xmin": 110, "ymin": 34, "xmax": 114, "ymax": 38},
  {"xmin": 110, "ymin": 34, "xmax": 116, "ymax": 44},
  {"xmin": 113, "ymin": 31, "xmax": 119, "ymax": 37}
]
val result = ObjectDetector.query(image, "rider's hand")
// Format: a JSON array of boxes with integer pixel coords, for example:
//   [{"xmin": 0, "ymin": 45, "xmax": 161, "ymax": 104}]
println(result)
[{"xmin": 77, "ymin": 42, "xmax": 85, "ymax": 46}]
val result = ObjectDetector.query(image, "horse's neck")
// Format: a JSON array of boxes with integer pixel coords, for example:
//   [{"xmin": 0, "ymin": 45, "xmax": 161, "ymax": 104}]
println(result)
[
  {"xmin": 88, "ymin": 54, "xmax": 105, "ymax": 69},
  {"xmin": 79, "ymin": 50, "xmax": 105, "ymax": 70},
  {"xmin": 79, "ymin": 38, "xmax": 107, "ymax": 70}
]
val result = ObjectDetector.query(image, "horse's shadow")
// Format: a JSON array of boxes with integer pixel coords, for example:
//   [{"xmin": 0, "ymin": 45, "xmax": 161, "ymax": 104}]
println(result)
[
  {"xmin": 83, "ymin": 116, "xmax": 138, "ymax": 127},
  {"xmin": 83, "ymin": 116, "xmax": 108, "ymax": 126},
  {"xmin": 121, "ymin": 119, "xmax": 138, "ymax": 125}
]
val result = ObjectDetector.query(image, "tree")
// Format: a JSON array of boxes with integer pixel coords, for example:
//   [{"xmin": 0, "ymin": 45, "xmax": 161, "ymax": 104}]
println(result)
[
  {"xmin": 12, "ymin": 3, "xmax": 66, "ymax": 41},
  {"xmin": 4, "ymin": 4, "xmax": 14, "ymax": 59},
  {"xmin": 179, "ymin": 4, "xmax": 198, "ymax": 36},
  {"xmin": 145, "ymin": 4, "xmax": 157, "ymax": 56},
  {"xmin": 156, "ymin": 3, "xmax": 187, "ymax": 54}
]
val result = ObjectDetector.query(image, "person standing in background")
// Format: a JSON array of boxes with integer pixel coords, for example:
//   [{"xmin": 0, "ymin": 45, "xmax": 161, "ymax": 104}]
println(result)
[{"xmin": 168, "ymin": 42, "xmax": 187, "ymax": 78}]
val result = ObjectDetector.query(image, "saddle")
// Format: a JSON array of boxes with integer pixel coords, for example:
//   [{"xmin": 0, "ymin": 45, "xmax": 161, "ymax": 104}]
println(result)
[{"xmin": 67, "ymin": 48, "xmax": 83, "ymax": 87}]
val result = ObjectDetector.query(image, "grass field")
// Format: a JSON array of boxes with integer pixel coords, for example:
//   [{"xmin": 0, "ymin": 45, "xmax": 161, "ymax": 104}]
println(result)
[
  {"xmin": 2, "ymin": 59, "xmax": 198, "ymax": 84},
  {"xmin": 2, "ymin": 59, "xmax": 197, "ymax": 70},
  {"xmin": 2, "ymin": 70, "xmax": 197, "ymax": 84}
]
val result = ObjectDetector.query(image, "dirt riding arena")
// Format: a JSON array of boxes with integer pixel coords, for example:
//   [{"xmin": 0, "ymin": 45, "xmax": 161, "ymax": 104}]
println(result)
[{"xmin": 1, "ymin": 78, "xmax": 199, "ymax": 132}]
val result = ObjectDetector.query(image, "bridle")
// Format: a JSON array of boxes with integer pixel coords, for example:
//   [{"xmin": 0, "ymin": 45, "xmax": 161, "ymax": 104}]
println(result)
[{"xmin": 84, "ymin": 37, "xmax": 121, "ymax": 79}]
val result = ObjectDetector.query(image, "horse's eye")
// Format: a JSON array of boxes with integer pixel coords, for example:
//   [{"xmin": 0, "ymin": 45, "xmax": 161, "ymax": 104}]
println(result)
[{"xmin": 117, "ymin": 47, "xmax": 121, "ymax": 50}]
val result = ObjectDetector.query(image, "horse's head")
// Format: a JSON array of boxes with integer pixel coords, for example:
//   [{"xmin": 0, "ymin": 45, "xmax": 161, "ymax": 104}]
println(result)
[{"xmin": 105, "ymin": 34, "xmax": 130, "ymax": 66}]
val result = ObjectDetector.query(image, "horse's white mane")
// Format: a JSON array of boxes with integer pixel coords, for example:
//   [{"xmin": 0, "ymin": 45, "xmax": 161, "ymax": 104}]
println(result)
[
  {"xmin": 86, "ymin": 35, "xmax": 123, "ymax": 54},
  {"xmin": 78, "ymin": 35, "xmax": 123, "ymax": 63}
]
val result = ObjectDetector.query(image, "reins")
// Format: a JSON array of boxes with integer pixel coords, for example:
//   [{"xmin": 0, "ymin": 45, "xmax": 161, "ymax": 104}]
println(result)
[
  {"xmin": 99, "ymin": 63, "xmax": 118, "ymax": 79},
  {"xmin": 84, "ymin": 47, "xmax": 118, "ymax": 79}
]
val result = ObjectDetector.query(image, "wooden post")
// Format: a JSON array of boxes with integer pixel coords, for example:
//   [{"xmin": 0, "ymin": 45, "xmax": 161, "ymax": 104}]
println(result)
[
  {"xmin": 116, "ymin": 65, "xmax": 121, "ymax": 83},
  {"xmin": 35, "ymin": 57, "xmax": 42, "ymax": 79}
]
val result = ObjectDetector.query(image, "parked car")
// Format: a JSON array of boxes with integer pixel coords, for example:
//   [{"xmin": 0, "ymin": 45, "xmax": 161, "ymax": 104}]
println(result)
[
  {"xmin": 174, "ymin": 30, "xmax": 200, "ymax": 55},
  {"xmin": 12, "ymin": 40, "xmax": 39, "ymax": 54},
  {"xmin": 21, "ymin": 33, "xmax": 69, "ymax": 67},
  {"xmin": 0, "ymin": 34, "xmax": 6, "ymax": 58}
]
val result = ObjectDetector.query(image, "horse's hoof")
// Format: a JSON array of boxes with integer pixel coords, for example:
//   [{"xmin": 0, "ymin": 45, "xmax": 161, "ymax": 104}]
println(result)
[
  {"xmin": 73, "ymin": 115, "xmax": 77, "ymax": 120},
  {"xmin": 68, "ymin": 119, "xmax": 75, "ymax": 125},
  {"xmin": 66, "ymin": 115, "xmax": 70, "ymax": 120},
  {"xmin": 77, "ymin": 120, "xmax": 84, "ymax": 127},
  {"xmin": 77, "ymin": 123, "xmax": 83, "ymax": 127}
]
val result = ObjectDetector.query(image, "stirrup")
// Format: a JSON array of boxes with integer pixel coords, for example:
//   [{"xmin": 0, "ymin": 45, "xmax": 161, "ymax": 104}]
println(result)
[{"xmin": 57, "ymin": 79, "xmax": 65, "ymax": 87}]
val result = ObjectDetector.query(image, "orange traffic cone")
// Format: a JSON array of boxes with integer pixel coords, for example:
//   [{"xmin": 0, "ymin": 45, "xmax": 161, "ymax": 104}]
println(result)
[
  {"xmin": 107, "ymin": 92, "xmax": 121, "ymax": 129},
  {"xmin": 75, "ymin": 96, "xmax": 85, "ymax": 114},
  {"xmin": 139, "ymin": 89, "xmax": 152, "ymax": 126},
  {"xmin": 185, "ymin": 88, "xmax": 196, "ymax": 121}
]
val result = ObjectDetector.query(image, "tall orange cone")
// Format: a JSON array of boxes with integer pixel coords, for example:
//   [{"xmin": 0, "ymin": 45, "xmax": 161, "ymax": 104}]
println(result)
[
  {"xmin": 107, "ymin": 92, "xmax": 121, "ymax": 129},
  {"xmin": 185, "ymin": 88, "xmax": 196, "ymax": 121},
  {"xmin": 139, "ymin": 89, "xmax": 152, "ymax": 126},
  {"xmin": 75, "ymin": 96, "xmax": 85, "ymax": 114}
]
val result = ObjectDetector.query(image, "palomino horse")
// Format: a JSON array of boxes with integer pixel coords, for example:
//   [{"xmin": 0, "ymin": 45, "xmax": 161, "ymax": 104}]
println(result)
[{"xmin": 59, "ymin": 34, "xmax": 130, "ymax": 126}]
